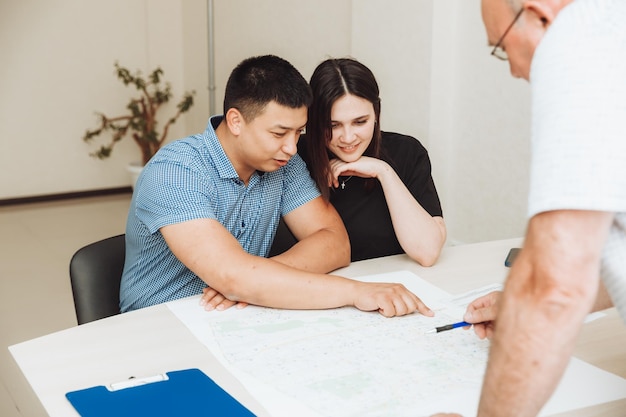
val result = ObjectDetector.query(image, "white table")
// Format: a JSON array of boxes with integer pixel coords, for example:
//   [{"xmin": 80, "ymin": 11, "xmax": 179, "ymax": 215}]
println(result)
[{"xmin": 10, "ymin": 238, "xmax": 626, "ymax": 416}]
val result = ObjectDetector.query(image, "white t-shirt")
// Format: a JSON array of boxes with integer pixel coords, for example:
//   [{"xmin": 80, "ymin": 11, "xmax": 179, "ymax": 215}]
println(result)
[{"xmin": 528, "ymin": 0, "xmax": 626, "ymax": 322}]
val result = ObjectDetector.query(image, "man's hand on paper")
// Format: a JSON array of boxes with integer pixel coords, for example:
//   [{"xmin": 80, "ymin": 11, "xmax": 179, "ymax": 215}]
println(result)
[
  {"xmin": 463, "ymin": 290, "xmax": 501, "ymax": 340},
  {"xmin": 352, "ymin": 282, "xmax": 434, "ymax": 318},
  {"xmin": 199, "ymin": 286, "xmax": 249, "ymax": 311}
]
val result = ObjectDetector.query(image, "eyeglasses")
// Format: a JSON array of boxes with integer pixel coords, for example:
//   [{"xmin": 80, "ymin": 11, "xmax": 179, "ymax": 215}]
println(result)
[{"xmin": 490, "ymin": 8, "xmax": 524, "ymax": 61}]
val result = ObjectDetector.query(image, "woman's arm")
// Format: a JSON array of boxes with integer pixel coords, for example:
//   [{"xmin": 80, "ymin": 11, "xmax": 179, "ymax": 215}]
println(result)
[{"xmin": 329, "ymin": 155, "xmax": 446, "ymax": 266}]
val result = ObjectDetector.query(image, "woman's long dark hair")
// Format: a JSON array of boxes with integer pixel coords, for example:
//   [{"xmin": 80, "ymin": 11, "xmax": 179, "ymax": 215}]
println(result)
[{"xmin": 306, "ymin": 58, "xmax": 382, "ymax": 200}]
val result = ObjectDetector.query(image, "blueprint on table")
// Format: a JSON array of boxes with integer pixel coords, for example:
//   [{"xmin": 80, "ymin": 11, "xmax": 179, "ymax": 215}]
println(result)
[{"xmin": 167, "ymin": 270, "xmax": 626, "ymax": 417}]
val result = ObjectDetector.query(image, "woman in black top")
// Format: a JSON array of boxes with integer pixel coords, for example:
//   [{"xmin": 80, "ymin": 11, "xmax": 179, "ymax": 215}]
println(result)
[{"xmin": 299, "ymin": 58, "xmax": 447, "ymax": 264}]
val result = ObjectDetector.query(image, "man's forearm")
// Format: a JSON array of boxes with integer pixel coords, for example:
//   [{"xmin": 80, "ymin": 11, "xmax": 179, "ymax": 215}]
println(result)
[
  {"xmin": 592, "ymin": 280, "xmax": 613, "ymax": 312},
  {"xmin": 477, "ymin": 210, "xmax": 612, "ymax": 416},
  {"xmin": 271, "ymin": 228, "xmax": 350, "ymax": 273},
  {"xmin": 478, "ymin": 282, "xmax": 587, "ymax": 416}
]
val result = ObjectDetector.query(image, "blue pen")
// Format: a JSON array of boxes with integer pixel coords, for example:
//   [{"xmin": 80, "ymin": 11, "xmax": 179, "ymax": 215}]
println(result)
[{"xmin": 426, "ymin": 321, "xmax": 471, "ymax": 334}]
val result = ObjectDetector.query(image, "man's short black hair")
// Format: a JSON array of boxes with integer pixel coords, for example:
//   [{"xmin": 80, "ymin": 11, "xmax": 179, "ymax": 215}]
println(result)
[{"xmin": 223, "ymin": 55, "xmax": 312, "ymax": 121}]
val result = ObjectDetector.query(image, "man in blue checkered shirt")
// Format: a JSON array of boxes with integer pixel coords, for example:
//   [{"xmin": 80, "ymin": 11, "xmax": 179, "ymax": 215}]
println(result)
[{"xmin": 120, "ymin": 55, "xmax": 432, "ymax": 318}]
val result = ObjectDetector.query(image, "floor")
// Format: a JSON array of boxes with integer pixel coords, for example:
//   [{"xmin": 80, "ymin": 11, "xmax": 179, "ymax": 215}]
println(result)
[{"xmin": 0, "ymin": 194, "xmax": 132, "ymax": 417}]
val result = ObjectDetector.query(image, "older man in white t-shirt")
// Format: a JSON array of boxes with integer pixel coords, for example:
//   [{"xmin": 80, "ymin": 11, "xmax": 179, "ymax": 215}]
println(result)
[{"xmin": 433, "ymin": 0, "xmax": 626, "ymax": 416}]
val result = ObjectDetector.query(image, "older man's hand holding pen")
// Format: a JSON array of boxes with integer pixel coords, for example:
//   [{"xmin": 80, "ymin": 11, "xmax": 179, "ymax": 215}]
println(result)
[
  {"xmin": 462, "ymin": 290, "xmax": 501, "ymax": 339},
  {"xmin": 425, "ymin": 290, "xmax": 501, "ymax": 336}
]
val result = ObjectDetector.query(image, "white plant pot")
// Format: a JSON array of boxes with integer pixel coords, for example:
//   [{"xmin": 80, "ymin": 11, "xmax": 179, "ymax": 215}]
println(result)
[{"xmin": 126, "ymin": 162, "xmax": 145, "ymax": 189}]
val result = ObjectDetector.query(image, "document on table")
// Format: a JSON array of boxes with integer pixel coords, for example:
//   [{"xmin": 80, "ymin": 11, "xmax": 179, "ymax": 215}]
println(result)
[{"xmin": 166, "ymin": 270, "xmax": 626, "ymax": 417}]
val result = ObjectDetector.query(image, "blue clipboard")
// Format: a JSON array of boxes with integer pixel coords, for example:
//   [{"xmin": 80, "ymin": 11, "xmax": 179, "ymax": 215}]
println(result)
[{"xmin": 65, "ymin": 368, "xmax": 256, "ymax": 416}]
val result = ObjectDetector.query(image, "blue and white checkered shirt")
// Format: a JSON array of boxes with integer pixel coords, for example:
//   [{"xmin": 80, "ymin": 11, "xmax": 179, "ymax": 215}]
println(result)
[{"xmin": 119, "ymin": 116, "xmax": 320, "ymax": 312}]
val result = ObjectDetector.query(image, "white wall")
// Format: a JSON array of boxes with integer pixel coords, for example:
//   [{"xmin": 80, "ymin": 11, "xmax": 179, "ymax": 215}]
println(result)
[
  {"xmin": 429, "ymin": 0, "xmax": 530, "ymax": 243},
  {"xmin": 0, "ymin": 0, "xmax": 197, "ymax": 198},
  {"xmin": 351, "ymin": 0, "xmax": 433, "ymax": 143},
  {"xmin": 1, "ymin": 0, "xmax": 531, "ymax": 243},
  {"xmin": 181, "ymin": 1, "xmax": 211, "ymax": 133}
]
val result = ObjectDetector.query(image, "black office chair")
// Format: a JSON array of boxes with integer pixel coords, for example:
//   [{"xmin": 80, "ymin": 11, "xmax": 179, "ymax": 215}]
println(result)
[{"xmin": 69, "ymin": 234, "xmax": 126, "ymax": 325}]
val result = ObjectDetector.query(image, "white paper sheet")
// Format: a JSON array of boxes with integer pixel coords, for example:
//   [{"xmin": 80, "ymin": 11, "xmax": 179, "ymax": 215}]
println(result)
[{"xmin": 167, "ymin": 270, "xmax": 626, "ymax": 416}]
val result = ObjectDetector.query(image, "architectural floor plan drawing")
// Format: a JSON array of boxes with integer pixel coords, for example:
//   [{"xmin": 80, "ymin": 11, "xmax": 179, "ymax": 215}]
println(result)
[
  {"xmin": 208, "ymin": 303, "xmax": 488, "ymax": 416},
  {"xmin": 167, "ymin": 271, "xmax": 626, "ymax": 417}
]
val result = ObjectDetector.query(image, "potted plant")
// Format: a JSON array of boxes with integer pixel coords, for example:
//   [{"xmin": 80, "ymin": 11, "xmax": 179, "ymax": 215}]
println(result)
[{"xmin": 83, "ymin": 62, "xmax": 195, "ymax": 185}]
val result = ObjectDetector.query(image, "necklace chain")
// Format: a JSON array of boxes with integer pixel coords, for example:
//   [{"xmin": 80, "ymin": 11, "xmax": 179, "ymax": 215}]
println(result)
[{"xmin": 340, "ymin": 176, "xmax": 353, "ymax": 190}]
